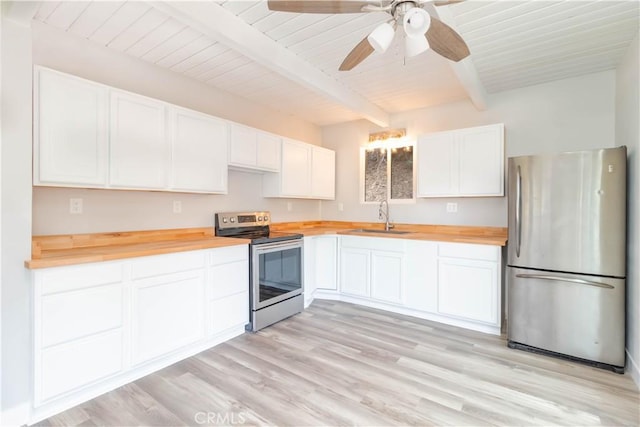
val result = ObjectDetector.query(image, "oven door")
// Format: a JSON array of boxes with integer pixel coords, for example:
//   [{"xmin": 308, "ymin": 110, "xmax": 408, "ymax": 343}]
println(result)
[{"xmin": 252, "ymin": 239, "xmax": 304, "ymax": 310}]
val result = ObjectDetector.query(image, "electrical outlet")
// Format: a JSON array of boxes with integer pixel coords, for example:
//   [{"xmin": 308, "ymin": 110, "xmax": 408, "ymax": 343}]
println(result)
[
  {"xmin": 287, "ymin": 202, "xmax": 293, "ymax": 212},
  {"xmin": 69, "ymin": 198, "xmax": 83, "ymax": 214},
  {"xmin": 338, "ymin": 202, "xmax": 344, "ymax": 212},
  {"xmin": 173, "ymin": 201, "xmax": 182, "ymax": 214},
  {"xmin": 446, "ymin": 202, "xmax": 458, "ymax": 213}
]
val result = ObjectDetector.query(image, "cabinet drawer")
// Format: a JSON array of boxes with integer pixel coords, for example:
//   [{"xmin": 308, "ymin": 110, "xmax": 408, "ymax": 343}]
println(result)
[
  {"xmin": 210, "ymin": 245, "xmax": 248, "ymax": 266},
  {"xmin": 38, "ymin": 329, "xmax": 123, "ymax": 404},
  {"xmin": 40, "ymin": 284, "xmax": 123, "ymax": 348},
  {"xmin": 438, "ymin": 242, "xmax": 499, "ymax": 261},
  {"xmin": 210, "ymin": 292, "xmax": 248, "ymax": 335},
  {"xmin": 131, "ymin": 251, "xmax": 206, "ymax": 279},
  {"xmin": 210, "ymin": 260, "xmax": 248, "ymax": 299},
  {"xmin": 39, "ymin": 262, "xmax": 123, "ymax": 295}
]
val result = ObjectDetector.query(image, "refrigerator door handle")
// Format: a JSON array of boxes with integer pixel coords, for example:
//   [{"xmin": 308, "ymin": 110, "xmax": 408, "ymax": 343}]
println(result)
[
  {"xmin": 516, "ymin": 165, "xmax": 522, "ymax": 257},
  {"xmin": 515, "ymin": 274, "xmax": 614, "ymax": 289}
]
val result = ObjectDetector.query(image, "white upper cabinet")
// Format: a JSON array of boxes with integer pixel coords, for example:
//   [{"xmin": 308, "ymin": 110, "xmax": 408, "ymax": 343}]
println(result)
[
  {"xmin": 417, "ymin": 123, "xmax": 505, "ymax": 198},
  {"xmin": 263, "ymin": 139, "xmax": 336, "ymax": 200},
  {"xmin": 311, "ymin": 146, "xmax": 336, "ymax": 200},
  {"xmin": 109, "ymin": 90, "xmax": 169, "ymax": 190},
  {"xmin": 228, "ymin": 123, "xmax": 281, "ymax": 172},
  {"xmin": 281, "ymin": 139, "xmax": 312, "ymax": 196},
  {"xmin": 171, "ymin": 108, "xmax": 228, "ymax": 193},
  {"xmin": 34, "ymin": 67, "xmax": 108, "ymax": 187}
]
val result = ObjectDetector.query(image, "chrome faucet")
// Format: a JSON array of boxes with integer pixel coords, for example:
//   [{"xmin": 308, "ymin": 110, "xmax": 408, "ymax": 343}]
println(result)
[{"xmin": 378, "ymin": 200, "xmax": 394, "ymax": 231}]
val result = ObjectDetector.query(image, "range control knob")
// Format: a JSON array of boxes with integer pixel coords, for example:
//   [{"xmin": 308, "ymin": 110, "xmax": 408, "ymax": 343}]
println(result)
[
  {"xmin": 230, "ymin": 217, "xmax": 236, "ymax": 223},
  {"xmin": 264, "ymin": 215, "xmax": 269, "ymax": 222},
  {"xmin": 222, "ymin": 217, "xmax": 228, "ymax": 223},
  {"xmin": 258, "ymin": 216, "xmax": 263, "ymax": 221}
]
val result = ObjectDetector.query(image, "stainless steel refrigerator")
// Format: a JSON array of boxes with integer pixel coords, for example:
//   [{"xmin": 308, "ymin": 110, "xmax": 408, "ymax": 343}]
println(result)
[{"xmin": 507, "ymin": 146, "xmax": 626, "ymax": 373}]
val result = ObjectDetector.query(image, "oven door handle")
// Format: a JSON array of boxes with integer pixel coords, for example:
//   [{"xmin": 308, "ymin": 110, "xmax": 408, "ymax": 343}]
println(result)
[{"xmin": 253, "ymin": 239, "xmax": 303, "ymax": 251}]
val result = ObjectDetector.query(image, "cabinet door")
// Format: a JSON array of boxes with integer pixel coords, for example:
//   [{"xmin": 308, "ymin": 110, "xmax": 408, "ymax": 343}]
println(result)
[
  {"xmin": 339, "ymin": 248, "xmax": 369, "ymax": 297},
  {"xmin": 210, "ymin": 292, "xmax": 248, "ymax": 335},
  {"xmin": 438, "ymin": 258, "xmax": 499, "ymax": 325},
  {"xmin": 281, "ymin": 139, "xmax": 312, "ymax": 197},
  {"xmin": 110, "ymin": 90, "xmax": 169, "ymax": 189},
  {"xmin": 311, "ymin": 146, "xmax": 336, "ymax": 199},
  {"xmin": 131, "ymin": 270, "xmax": 205, "ymax": 365},
  {"xmin": 172, "ymin": 108, "xmax": 228, "ymax": 193},
  {"xmin": 229, "ymin": 124, "xmax": 257, "ymax": 168},
  {"xmin": 303, "ymin": 237, "xmax": 316, "ymax": 304},
  {"xmin": 370, "ymin": 251, "xmax": 404, "ymax": 304},
  {"xmin": 458, "ymin": 124, "xmax": 504, "ymax": 196},
  {"xmin": 315, "ymin": 236, "xmax": 338, "ymax": 290},
  {"xmin": 417, "ymin": 132, "xmax": 456, "ymax": 197},
  {"xmin": 35, "ymin": 68, "xmax": 108, "ymax": 186},
  {"xmin": 256, "ymin": 132, "xmax": 281, "ymax": 172},
  {"xmin": 404, "ymin": 240, "xmax": 438, "ymax": 313}
]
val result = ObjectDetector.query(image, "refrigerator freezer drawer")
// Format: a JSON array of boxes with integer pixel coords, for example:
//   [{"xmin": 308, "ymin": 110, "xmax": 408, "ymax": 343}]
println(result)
[{"xmin": 507, "ymin": 267, "xmax": 625, "ymax": 367}]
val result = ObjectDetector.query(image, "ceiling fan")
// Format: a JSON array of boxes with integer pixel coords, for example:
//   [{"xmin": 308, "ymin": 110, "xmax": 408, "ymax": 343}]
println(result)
[{"xmin": 267, "ymin": 0, "xmax": 470, "ymax": 71}]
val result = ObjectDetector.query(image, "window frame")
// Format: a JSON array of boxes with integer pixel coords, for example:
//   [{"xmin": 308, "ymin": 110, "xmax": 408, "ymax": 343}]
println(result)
[{"xmin": 359, "ymin": 140, "xmax": 416, "ymax": 205}]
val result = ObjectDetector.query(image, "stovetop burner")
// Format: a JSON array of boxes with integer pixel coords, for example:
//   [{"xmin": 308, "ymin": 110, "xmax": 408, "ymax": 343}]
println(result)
[{"xmin": 214, "ymin": 211, "xmax": 302, "ymax": 244}]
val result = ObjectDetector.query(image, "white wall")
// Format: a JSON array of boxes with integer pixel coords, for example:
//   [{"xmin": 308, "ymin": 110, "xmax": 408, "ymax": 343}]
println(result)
[
  {"xmin": 1, "ymin": 15, "xmax": 32, "ymax": 425},
  {"xmin": 321, "ymin": 71, "xmax": 616, "ymax": 226},
  {"xmin": 33, "ymin": 171, "xmax": 320, "ymax": 235},
  {"xmin": 616, "ymin": 31, "xmax": 640, "ymax": 387},
  {"xmin": 31, "ymin": 22, "xmax": 322, "ymax": 235}
]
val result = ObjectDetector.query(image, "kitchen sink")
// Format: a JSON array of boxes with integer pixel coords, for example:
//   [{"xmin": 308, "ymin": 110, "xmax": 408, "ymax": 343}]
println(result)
[{"xmin": 349, "ymin": 228, "xmax": 410, "ymax": 235}]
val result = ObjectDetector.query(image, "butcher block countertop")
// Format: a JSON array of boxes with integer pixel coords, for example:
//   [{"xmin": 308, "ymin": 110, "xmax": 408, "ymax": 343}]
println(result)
[
  {"xmin": 26, "ymin": 222, "xmax": 507, "ymax": 269},
  {"xmin": 26, "ymin": 228, "xmax": 249, "ymax": 269},
  {"xmin": 272, "ymin": 221, "xmax": 508, "ymax": 246}
]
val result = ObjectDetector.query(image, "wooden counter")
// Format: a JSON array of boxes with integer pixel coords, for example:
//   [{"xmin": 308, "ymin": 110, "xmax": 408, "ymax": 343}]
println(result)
[
  {"xmin": 271, "ymin": 221, "xmax": 508, "ymax": 246},
  {"xmin": 26, "ymin": 222, "xmax": 507, "ymax": 269},
  {"xmin": 26, "ymin": 228, "xmax": 249, "ymax": 269}
]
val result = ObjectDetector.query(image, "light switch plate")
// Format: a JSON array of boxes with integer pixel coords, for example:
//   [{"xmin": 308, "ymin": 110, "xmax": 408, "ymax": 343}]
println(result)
[{"xmin": 446, "ymin": 202, "xmax": 458, "ymax": 213}]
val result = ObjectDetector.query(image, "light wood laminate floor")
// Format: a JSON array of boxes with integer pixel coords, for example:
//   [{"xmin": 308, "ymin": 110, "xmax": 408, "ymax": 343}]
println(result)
[{"xmin": 38, "ymin": 300, "xmax": 639, "ymax": 426}]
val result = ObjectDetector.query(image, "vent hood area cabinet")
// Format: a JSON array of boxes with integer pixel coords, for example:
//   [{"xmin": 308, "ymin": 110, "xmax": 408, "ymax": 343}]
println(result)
[
  {"xmin": 34, "ymin": 67, "xmax": 228, "ymax": 194},
  {"xmin": 417, "ymin": 123, "xmax": 505, "ymax": 198},
  {"xmin": 228, "ymin": 123, "xmax": 281, "ymax": 172},
  {"xmin": 263, "ymin": 139, "xmax": 336, "ymax": 200}
]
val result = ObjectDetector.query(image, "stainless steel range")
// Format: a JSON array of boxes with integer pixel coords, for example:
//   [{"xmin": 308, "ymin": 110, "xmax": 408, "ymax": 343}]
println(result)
[{"xmin": 214, "ymin": 211, "xmax": 304, "ymax": 332}]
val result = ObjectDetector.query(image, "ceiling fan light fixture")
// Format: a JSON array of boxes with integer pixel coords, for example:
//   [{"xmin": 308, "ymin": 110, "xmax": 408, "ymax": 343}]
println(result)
[
  {"xmin": 367, "ymin": 21, "xmax": 395, "ymax": 53},
  {"xmin": 405, "ymin": 34, "xmax": 430, "ymax": 57},
  {"xmin": 403, "ymin": 7, "xmax": 431, "ymax": 38}
]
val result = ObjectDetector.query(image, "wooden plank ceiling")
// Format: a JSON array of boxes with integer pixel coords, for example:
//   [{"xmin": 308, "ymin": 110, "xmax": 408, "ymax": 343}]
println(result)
[{"xmin": 32, "ymin": 1, "xmax": 639, "ymax": 126}]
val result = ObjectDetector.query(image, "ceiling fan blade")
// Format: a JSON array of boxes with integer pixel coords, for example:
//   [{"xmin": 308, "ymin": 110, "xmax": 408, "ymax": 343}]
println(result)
[
  {"xmin": 432, "ymin": 0, "xmax": 465, "ymax": 6},
  {"xmin": 339, "ymin": 36, "xmax": 375, "ymax": 71},
  {"xmin": 268, "ymin": 0, "xmax": 380, "ymax": 14},
  {"xmin": 425, "ymin": 16, "xmax": 470, "ymax": 62}
]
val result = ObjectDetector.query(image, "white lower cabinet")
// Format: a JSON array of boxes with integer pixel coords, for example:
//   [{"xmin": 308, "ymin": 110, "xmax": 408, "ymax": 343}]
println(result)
[
  {"xmin": 437, "ymin": 243, "xmax": 500, "ymax": 326},
  {"xmin": 404, "ymin": 240, "xmax": 438, "ymax": 313},
  {"xmin": 339, "ymin": 237, "xmax": 405, "ymax": 305},
  {"xmin": 131, "ymin": 270, "xmax": 206, "ymax": 365},
  {"xmin": 340, "ymin": 247, "xmax": 370, "ymax": 297},
  {"xmin": 371, "ymin": 251, "xmax": 404, "ymax": 304},
  {"xmin": 32, "ymin": 245, "xmax": 249, "ymax": 421},
  {"xmin": 314, "ymin": 236, "xmax": 338, "ymax": 290},
  {"xmin": 208, "ymin": 245, "xmax": 249, "ymax": 336},
  {"xmin": 332, "ymin": 236, "xmax": 501, "ymax": 334}
]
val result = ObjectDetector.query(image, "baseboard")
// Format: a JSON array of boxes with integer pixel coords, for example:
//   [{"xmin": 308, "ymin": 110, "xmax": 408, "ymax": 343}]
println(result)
[
  {"xmin": 28, "ymin": 325, "xmax": 245, "ymax": 425},
  {"xmin": 1, "ymin": 401, "xmax": 29, "ymax": 427},
  {"xmin": 626, "ymin": 348, "xmax": 640, "ymax": 389},
  {"xmin": 313, "ymin": 292, "xmax": 501, "ymax": 336}
]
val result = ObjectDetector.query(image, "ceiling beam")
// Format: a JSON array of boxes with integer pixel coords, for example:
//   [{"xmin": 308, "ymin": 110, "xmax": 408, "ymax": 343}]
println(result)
[
  {"xmin": 2, "ymin": 1, "xmax": 41, "ymax": 26},
  {"xmin": 153, "ymin": 1, "xmax": 390, "ymax": 127},
  {"xmin": 434, "ymin": 5, "xmax": 488, "ymax": 110}
]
